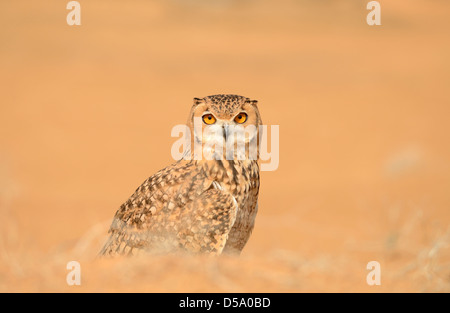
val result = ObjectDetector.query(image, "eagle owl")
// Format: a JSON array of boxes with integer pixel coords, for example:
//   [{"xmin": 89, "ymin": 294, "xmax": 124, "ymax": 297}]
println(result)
[{"xmin": 100, "ymin": 94, "xmax": 262, "ymax": 256}]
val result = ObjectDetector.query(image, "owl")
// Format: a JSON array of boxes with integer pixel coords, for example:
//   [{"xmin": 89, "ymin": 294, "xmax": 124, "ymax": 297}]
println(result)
[{"xmin": 100, "ymin": 94, "xmax": 262, "ymax": 256}]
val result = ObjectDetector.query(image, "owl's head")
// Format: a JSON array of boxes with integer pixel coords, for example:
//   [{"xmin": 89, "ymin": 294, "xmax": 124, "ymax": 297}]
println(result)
[{"xmin": 187, "ymin": 94, "xmax": 262, "ymax": 161}]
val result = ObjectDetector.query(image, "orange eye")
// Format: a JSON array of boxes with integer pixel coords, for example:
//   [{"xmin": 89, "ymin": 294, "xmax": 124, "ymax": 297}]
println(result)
[
  {"xmin": 202, "ymin": 114, "xmax": 216, "ymax": 125},
  {"xmin": 234, "ymin": 112, "xmax": 247, "ymax": 124}
]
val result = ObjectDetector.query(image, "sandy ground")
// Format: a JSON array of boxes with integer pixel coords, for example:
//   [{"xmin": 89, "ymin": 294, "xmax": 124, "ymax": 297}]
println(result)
[{"xmin": 0, "ymin": 0, "xmax": 449, "ymax": 292}]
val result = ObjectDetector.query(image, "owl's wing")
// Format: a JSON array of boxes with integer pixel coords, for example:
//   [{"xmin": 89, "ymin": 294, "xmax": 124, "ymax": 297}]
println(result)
[{"xmin": 99, "ymin": 160, "xmax": 237, "ymax": 256}]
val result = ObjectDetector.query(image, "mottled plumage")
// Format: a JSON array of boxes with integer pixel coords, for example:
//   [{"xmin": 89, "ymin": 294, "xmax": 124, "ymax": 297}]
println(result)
[{"xmin": 100, "ymin": 94, "xmax": 262, "ymax": 256}]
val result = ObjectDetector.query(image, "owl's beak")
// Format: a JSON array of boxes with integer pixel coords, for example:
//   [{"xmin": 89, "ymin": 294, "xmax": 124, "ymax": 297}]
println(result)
[{"xmin": 222, "ymin": 124, "xmax": 231, "ymax": 139}]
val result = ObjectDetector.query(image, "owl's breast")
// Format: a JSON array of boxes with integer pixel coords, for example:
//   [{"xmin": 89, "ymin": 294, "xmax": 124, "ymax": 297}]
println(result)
[
  {"xmin": 209, "ymin": 160, "xmax": 258, "ymax": 202},
  {"xmin": 207, "ymin": 159, "xmax": 260, "ymax": 253}
]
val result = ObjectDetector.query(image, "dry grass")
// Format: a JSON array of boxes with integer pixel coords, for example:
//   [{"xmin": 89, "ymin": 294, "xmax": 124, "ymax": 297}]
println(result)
[{"xmin": 1, "ymin": 192, "xmax": 448, "ymax": 292}]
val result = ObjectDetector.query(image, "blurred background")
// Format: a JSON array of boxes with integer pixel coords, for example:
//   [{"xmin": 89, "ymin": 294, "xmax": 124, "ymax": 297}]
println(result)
[{"xmin": 0, "ymin": 0, "xmax": 449, "ymax": 292}]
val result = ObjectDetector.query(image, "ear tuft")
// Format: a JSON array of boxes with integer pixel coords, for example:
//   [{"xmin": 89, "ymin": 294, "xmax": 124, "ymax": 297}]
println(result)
[{"xmin": 193, "ymin": 98, "xmax": 204, "ymax": 105}]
